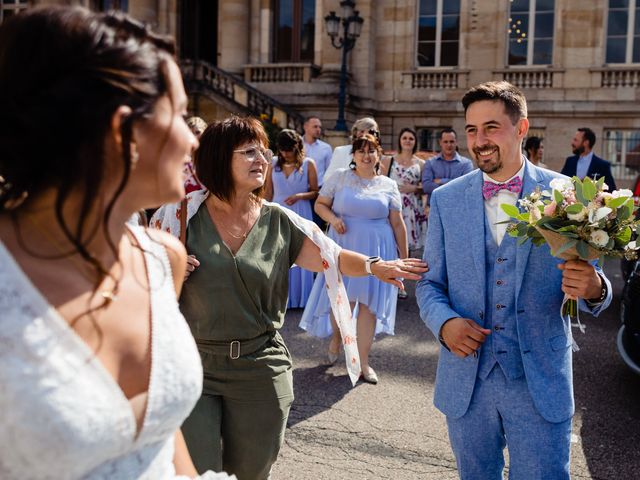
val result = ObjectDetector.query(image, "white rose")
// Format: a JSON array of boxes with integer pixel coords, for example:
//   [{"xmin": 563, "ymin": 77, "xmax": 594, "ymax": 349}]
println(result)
[
  {"xmin": 612, "ymin": 189, "xmax": 633, "ymax": 198},
  {"xmin": 589, "ymin": 230, "xmax": 610, "ymax": 247},
  {"xmin": 550, "ymin": 178, "xmax": 572, "ymax": 192},
  {"xmin": 567, "ymin": 206, "xmax": 587, "ymax": 221}
]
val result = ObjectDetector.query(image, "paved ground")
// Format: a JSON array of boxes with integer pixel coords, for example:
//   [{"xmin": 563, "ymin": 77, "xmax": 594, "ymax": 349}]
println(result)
[{"xmin": 272, "ymin": 262, "xmax": 640, "ymax": 479}]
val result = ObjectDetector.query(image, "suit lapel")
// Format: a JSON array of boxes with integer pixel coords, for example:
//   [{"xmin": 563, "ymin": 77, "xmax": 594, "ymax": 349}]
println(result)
[
  {"xmin": 586, "ymin": 155, "xmax": 601, "ymax": 180},
  {"xmin": 464, "ymin": 171, "xmax": 486, "ymax": 297},
  {"xmin": 569, "ymin": 156, "xmax": 578, "ymax": 177},
  {"xmin": 514, "ymin": 161, "xmax": 545, "ymax": 297}
]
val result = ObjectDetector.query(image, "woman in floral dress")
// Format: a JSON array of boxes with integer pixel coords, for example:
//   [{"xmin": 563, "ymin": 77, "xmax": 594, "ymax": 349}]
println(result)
[{"xmin": 381, "ymin": 128, "xmax": 426, "ymax": 298}]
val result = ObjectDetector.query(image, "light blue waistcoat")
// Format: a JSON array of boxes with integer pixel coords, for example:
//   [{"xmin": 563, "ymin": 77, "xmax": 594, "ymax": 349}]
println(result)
[{"xmin": 478, "ymin": 213, "xmax": 524, "ymax": 381}]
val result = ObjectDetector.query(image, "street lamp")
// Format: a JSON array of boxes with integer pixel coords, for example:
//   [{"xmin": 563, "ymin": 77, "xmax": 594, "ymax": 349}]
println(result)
[{"xmin": 324, "ymin": 1, "xmax": 364, "ymax": 131}]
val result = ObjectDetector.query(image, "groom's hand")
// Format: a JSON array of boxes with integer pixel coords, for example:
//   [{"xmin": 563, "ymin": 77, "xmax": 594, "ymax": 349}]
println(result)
[
  {"xmin": 440, "ymin": 318, "xmax": 491, "ymax": 358},
  {"xmin": 558, "ymin": 260, "xmax": 602, "ymax": 300}
]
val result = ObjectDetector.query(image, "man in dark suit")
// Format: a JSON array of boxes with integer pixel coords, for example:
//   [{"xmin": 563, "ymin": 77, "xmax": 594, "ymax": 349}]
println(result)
[{"xmin": 561, "ymin": 127, "xmax": 617, "ymax": 191}]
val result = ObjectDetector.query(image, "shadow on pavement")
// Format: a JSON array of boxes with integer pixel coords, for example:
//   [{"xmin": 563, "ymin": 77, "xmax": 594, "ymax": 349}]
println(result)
[{"xmin": 287, "ymin": 364, "xmax": 353, "ymax": 428}]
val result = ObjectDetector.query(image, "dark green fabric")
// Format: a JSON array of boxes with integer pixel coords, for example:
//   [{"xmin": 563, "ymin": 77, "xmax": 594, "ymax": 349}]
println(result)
[
  {"xmin": 180, "ymin": 203, "xmax": 306, "ymax": 341},
  {"xmin": 179, "ymin": 202, "xmax": 304, "ymax": 479},
  {"xmin": 182, "ymin": 333, "xmax": 294, "ymax": 480}
]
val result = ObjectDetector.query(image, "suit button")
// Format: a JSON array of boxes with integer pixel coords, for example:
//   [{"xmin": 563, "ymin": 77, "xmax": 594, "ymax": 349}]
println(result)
[
  {"xmin": 497, "ymin": 258, "xmax": 504, "ymax": 263},
  {"xmin": 496, "ymin": 280, "xmax": 503, "ymax": 286},
  {"xmin": 496, "ymin": 304, "xmax": 501, "ymax": 309},
  {"xmin": 494, "ymin": 325, "xmax": 501, "ymax": 331}
]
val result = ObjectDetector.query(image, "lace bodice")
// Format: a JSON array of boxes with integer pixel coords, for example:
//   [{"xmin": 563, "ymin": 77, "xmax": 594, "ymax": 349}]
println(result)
[
  {"xmin": 321, "ymin": 169, "xmax": 402, "ymax": 205},
  {"xmin": 0, "ymin": 227, "xmax": 232, "ymax": 480}
]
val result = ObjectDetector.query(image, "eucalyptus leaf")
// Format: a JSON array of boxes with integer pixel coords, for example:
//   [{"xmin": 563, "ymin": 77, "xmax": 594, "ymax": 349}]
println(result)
[
  {"xmin": 624, "ymin": 198, "xmax": 635, "ymax": 210},
  {"xmin": 555, "ymin": 239, "xmax": 578, "ymax": 256},
  {"xmin": 517, "ymin": 223, "xmax": 529, "ymax": 236},
  {"xmin": 501, "ymin": 204, "xmax": 521, "ymax": 219},
  {"xmin": 574, "ymin": 179, "xmax": 587, "ymax": 205},
  {"xmin": 517, "ymin": 236, "xmax": 530, "ymax": 246},
  {"xmin": 618, "ymin": 204, "xmax": 632, "ymax": 221},
  {"xmin": 608, "ymin": 196, "xmax": 627, "ymax": 209},
  {"xmin": 565, "ymin": 203, "xmax": 585, "ymax": 214},
  {"xmin": 582, "ymin": 177, "xmax": 597, "ymax": 201},
  {"xmin": 576, "ymin": 240, "xmax": 590, "ymax": 260},
  {"xmin": 553, "ymin": 189, "xmax": 564, "ymax": 204},
  {"xmin": 616, "ymin": 226, "xmax": 632, "ymax": 244}
]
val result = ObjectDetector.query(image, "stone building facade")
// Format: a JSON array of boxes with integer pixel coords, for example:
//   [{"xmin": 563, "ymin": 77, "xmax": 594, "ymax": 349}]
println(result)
[{"xmin": 4, "ymin": 0, "xmax": 640, "ymax": 184}]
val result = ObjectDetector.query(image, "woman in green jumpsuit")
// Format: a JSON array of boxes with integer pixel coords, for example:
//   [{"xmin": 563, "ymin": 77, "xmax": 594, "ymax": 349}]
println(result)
[{"xmin": 151, "ymin": 116, "xmax": 426, "ymax": 480}]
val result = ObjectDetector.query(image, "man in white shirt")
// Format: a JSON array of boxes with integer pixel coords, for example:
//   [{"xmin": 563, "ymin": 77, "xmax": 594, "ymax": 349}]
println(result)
[
  {"xmin": 323, "ymin": 117, "xmax": 379, "ymax": 183},
  {"xmin": 417, "ymin": 81, "xmax": 611, "ymax": 480},
  {"xmin": 302, "ymin": 116, "xmax": 333, "ymax": 187}
]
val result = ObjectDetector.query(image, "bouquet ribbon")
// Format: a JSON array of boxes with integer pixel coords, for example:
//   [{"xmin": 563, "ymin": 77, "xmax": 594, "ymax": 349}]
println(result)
[{"xmin": 536, "ymin": 228, "xmax": 600, "ymax": 352}]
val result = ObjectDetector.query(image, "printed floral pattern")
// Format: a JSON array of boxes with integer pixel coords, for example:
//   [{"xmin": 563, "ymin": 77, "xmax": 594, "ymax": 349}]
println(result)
[{"xmin": 390, "ymin": 161, "xmax": 427, "ymax": 250}]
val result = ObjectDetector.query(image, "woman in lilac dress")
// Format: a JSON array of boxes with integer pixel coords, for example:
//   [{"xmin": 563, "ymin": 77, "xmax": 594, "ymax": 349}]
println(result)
[
  {"xmin": 300, "ymin": 133, "xmax": 408, "ymax": 384},
  {"xmin": 265, "ymin": 129, "xmax": 318, "ymax": 308}
]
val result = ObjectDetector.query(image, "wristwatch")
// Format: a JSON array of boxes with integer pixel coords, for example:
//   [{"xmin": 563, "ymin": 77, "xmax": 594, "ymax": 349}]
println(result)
[
  {"xmin": 364, "ymin": 256, "xmax": 382, "ymax": 275},
  {"xmin": 586, "ymin": 274, "xmax": 608, "ymax": 306}
]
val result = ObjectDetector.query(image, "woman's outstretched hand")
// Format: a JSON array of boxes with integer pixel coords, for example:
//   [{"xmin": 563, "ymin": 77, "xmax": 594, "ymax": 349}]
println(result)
[{"xmin": 370, "ymin": 258, "xmax": 429, "ymax": 289}]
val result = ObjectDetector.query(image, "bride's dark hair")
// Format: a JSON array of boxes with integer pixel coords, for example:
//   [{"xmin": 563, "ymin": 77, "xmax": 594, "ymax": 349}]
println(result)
[{"xmin": 0, "ymin": 6, "xmax": 175, "ymax": 292}]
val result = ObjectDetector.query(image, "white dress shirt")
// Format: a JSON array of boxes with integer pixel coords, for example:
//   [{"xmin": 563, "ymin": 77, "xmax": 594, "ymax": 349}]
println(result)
[
  {"xmin": 483, "ymin": 161, "xmax": 525, "ymax": 245},
  {"xmin": 323, "ymin": 144, "xmax": 352, "ymax": 184}
]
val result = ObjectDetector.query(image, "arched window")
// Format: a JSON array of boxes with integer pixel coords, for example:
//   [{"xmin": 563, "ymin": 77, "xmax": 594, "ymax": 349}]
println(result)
[{"xmin": 273, "ymin": 0, "xmax": 315, "ymax": 63}]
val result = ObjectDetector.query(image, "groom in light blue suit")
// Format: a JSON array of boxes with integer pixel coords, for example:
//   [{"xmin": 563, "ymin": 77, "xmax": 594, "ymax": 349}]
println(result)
[{"xmin": 416, "ymin": 81, "xmax": 612, "ymax": 479}]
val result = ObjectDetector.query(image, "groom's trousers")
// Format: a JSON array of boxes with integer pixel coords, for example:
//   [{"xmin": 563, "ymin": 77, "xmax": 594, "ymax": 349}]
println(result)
[{"xmin": 446, "ymin": 365, "xmax": 571, "ymax": 480}]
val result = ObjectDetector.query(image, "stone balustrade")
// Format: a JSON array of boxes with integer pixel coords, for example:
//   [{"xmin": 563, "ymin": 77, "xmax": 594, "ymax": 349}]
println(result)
[
  {"xmin": 244, "ymin": 63, "xmax": 319, "ymax": 83},
  {"xmin": 403, "ymin": 70, "xmax": 468, "ymax": 89},
  {"xmin": 597, "ymin": 68, "xmax": 640, "ymax": 88},
  {"xmin": 496, "ymin": 69, "xmax": 556, "ymax": 89}
]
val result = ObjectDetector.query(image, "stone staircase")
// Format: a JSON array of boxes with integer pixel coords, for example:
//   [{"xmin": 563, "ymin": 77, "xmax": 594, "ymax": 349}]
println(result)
[{"xmin": 181, "ymin": 59, "xmax": 305, "ymax": 132}]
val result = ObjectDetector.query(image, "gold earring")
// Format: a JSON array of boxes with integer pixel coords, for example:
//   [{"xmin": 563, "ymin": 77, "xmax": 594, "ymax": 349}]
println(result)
[{"xmin": 131, "ymin": 144, "xmax": 139, "ymax": 169}]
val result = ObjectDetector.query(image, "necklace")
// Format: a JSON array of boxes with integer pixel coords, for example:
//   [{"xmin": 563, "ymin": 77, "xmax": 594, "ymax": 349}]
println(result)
[
  {"xmin": 212, "ymin": 204, "xmax": 254, "ymax": 240},
  {"xmin": 25, "ymin": 215, "xmax": 120, "ymax": 304}
]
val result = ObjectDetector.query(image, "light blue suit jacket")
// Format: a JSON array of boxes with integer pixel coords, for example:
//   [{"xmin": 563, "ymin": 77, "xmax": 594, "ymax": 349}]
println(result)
[{"xmin": 416, "ymin": 161, "xmax": 612, "ymax": 423}]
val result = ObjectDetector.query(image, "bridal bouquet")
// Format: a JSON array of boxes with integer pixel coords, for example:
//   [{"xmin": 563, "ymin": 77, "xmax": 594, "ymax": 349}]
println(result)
[{"xmin": 501, "ymin": 176, "xmax": 640, "ymax": 321}]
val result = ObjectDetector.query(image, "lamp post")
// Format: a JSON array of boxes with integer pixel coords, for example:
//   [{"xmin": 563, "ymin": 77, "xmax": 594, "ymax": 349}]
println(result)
[{"xmin": 324, "ymin": 1, "xmax": 364, "ymax": 132}]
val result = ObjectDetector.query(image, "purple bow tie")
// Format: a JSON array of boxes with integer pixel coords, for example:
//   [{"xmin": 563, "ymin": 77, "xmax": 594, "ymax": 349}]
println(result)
[{"xmin": 482, "ymin": 177, "xmax": 523, "ymax": 200}]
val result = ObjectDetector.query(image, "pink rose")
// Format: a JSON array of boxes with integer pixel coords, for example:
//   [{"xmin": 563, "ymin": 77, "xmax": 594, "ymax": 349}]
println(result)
[{"xmin": 543, "ymin": 200, "xmax": 557, "ymax": 216}]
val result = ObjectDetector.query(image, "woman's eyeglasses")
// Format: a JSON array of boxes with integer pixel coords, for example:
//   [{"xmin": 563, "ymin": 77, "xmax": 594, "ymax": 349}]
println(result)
[{"xmin": 233, "ymin": 146, "xmax": 273, "ymax": 162}]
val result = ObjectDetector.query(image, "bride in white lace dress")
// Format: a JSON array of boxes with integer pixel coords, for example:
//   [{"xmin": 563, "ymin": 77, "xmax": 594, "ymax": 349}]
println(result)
[{"xmin": 0, "ymin": 7, "xmax": 232, "ymax": 479}]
